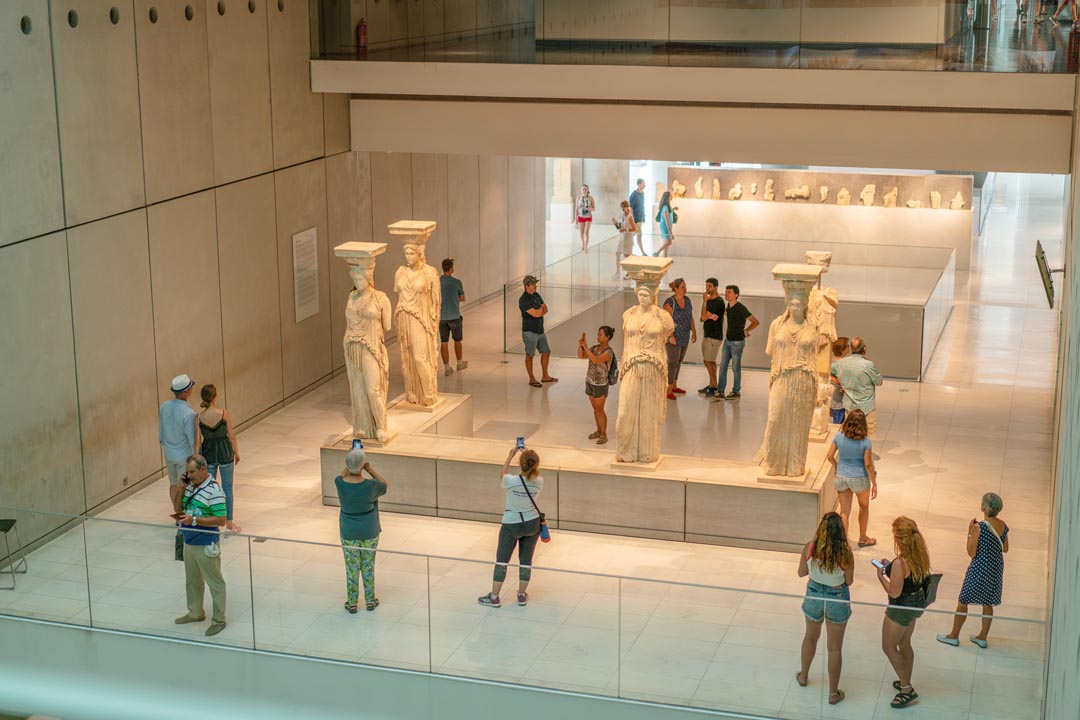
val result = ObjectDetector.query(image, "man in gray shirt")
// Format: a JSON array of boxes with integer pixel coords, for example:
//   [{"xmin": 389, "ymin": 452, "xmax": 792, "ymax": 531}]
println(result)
[{"xmin": 160, "ymin": 374, "xmax": 197, "ymax": 505}]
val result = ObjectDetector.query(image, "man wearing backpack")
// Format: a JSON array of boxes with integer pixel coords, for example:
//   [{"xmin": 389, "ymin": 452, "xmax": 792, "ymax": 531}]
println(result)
[{"xmin": 577, "ymin": 325, "xmax": 616, "ymax": 445}]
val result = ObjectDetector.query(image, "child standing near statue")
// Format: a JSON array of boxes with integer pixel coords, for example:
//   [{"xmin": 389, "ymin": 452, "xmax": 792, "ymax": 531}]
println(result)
[{"xmin": 830, "ymin": 337, "xmax": 850, "ymax": 424}]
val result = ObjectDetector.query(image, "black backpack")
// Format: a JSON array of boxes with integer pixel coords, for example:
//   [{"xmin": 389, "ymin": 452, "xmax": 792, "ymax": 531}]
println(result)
[{"xmin": 607, "ymin": 351, "xmax": 619, "ymax": 385}]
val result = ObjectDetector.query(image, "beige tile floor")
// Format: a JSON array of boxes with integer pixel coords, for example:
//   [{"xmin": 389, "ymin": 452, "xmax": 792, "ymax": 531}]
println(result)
[{"xmin": 0, "ymin": 173, "xmax": 1063, "ymax": 719}]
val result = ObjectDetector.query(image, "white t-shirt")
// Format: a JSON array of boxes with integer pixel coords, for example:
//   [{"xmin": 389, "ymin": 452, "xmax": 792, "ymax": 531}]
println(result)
[{"xmin": 500, "ymin": 473, "xmax": 544, "ymax": 524}]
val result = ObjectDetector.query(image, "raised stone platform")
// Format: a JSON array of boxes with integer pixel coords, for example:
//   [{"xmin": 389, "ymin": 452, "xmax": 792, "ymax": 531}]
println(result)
[{"xmin": 321, "ymin": 393, "xmax": 837, "ymax": 552}]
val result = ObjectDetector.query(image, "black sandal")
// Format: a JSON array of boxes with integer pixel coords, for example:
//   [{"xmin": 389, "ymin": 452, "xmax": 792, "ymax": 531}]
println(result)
[
  {"xmin": 344, "ymin": 602, "xmax": 357, "ymax": 614},
  {"xmin": 891, "ymin": 686, "xmax": 918, "ymax": 709}
]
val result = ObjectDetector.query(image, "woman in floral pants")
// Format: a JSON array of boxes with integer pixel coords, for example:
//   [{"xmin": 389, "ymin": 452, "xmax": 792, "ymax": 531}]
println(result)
[{"xmin": 335, "ymin": 448, "xmax": 388, "ymax": 612}]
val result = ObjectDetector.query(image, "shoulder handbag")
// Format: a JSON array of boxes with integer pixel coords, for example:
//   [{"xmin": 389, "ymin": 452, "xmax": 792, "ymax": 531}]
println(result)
[
  {"xmin": 519, "ymin": 475, "xmax": 551, "ymax": 543},
  {"xmin": 920, "ymin": 572, "xmax": 944, "ymax": 608}
]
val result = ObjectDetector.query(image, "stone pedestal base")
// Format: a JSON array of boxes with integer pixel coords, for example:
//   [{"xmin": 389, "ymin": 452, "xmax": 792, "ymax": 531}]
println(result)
[
  {"xmin": 610, "ymin": 456, "xmax": 664, "ymax": 471},
  {"xmin": 394, "ymin": 395, "xmax": 452, "ymax": 414},
  {"xmin": 757, "ymin": 468, "xmax": 813, "ymax": 486},
  {"xmin": 331, "ymin": 430, "xmax": 400, "ymax": 450}
]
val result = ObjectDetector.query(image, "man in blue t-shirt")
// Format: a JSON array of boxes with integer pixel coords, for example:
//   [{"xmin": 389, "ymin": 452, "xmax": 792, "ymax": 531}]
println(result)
[
  {"xmin": 439, "ymin": 259, "xmax": 468, "ymax": 376},
  {"xmin": 628, "ymin": 178, "xmax": 646, "ymax": 254},
  {"xmin": 519, "ymin": 275, "xmax": 557, "ymax": 387}
]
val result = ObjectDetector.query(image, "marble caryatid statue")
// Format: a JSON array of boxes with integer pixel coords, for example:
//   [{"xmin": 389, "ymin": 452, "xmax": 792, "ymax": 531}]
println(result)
[
  {"xmin": 819, "ymin": 186, "xmax": 829, "ymax": 203},
  {"xmin": 950, "ymin": 191, "xmax": 966, "ymax": 210},
  {"xmin": 754, "ymin": 264, "xmax": 824, "ymax": 477},
  {"xmin": 728, "ymin": 182, "xmax": 743, "ymax": 201},
  {"xmin": 712, "ymin": 178, "xmax": 722, "ymax": 200},
  {"xmin": 836, "ymin": 188, "xmax": 851, "ymax": 206},
  {"xmin": 694, "ymin": 176, "xmax": 705, "ymax": 199},
  {"xmin": 336, "ymin": 242, "xmax": 392, "ymax": 442},
  {"xmin": 391, "ymin": 221, "xmax": 441, "ymax": 407},
  {"xmin": 860, "ymin": 184, "xmax": 876, "ymax": 207},
  {"xmin": 764, "ymin": 179, "xmax": 776, "ymax": 202},
  {"xmin": 930, "ymin": 191, "xmax": 942, "ymax": 209},
  {"xmin": 883, "ymin": 187, "xmax": 898, "ymax": 208},
  {"xmin": 805, "ymin": 251, "xmax": 839, "ymax": 441},
  {"xmin": 615, "ymin": 257, "xmax": 675, "ymax": 465}
]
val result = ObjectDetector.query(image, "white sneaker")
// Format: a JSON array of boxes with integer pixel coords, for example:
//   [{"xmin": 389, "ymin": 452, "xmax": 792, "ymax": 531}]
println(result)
[
  {"xmin": 444, "ymin": 365, "xmax": 454, "ymax": 376},
  {"xmin": 457, "ymin": 360, "xmax": 468, "ymax": 370}
]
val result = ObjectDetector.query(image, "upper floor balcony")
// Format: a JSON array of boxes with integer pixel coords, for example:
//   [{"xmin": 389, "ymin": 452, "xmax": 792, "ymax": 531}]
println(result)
[{"xmin": 315, "ymin": 0, "xmax": 1078, "ymax": 73}]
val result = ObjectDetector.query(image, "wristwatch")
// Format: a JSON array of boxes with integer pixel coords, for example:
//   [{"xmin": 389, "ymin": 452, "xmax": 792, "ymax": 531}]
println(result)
[{"xmin": 191, "ymin": 516, "xmax": 197, "ymax": 527}]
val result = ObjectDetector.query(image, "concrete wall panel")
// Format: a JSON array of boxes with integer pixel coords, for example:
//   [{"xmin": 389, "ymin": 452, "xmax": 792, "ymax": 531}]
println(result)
[
  {"xmin": 323, "ymin": 93, "xmax": 351, "ymax": 156},
  {"xmin": 478, "ymin": 155, "xmax": 509, "ymax": 297},
  {"xmin": 326, "ymin": 151, "xmax": 372, "ymax": 369},
  {"xmin": 0, "ymin": 233, "xmax": 84, "ymax": 543},
  {"xmin": 0, "ymin": 1, "xmax": 64, "ymax": 246},
  {"xmin": 205, "ymin": 0, "xmax": 273, "ymax": 184},
  {"xmin": 507, "ymin": 156, "xmax": 535, "ymax": 280},
  {"xmin": 267, "ymin": 0, "xmax": 325, "ymax": 168},
  {"xmin": 148, "ymin": 191, "xmax": 226, "ymax": 407},
  {"xmin": 369, "ymin": 152, "xmax": 414, "ymax": 297},
  {"xmin": 216, "ymin": 174, "xmax": 284, "ymax": 425},
  {"xmin": 133, "ymin": 0, "xmax": 215, "ymax": 203},
  {"xmin": 51, "ymin": 0, "xmax": 146, "ymax": 226},
  {"xmin": 275, "ymin": 160, "xmax": 332, "ymax": 397},
  {"xmin": 446, "ymin": 154, "xmax": 481, "ymax": 301},
  {"xmin": 410, "ymin": 153, "xmax": 450, "ymax": 275},
  {"xmin": 67, "ymin": 210, "xmax": 161, "ymax": 508}
]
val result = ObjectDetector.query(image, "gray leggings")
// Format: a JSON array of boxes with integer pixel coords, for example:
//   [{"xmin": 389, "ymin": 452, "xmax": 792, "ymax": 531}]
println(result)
[
  {"xmin": 493, "ymin": 518, "xmax": 541, "ymax": 583},
  {"xmin": 666, "ymin": 343, "xmax": 688, "ymax": 383}
]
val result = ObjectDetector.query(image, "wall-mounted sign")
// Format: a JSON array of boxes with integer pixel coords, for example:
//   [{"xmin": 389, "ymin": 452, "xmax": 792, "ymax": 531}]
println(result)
[{"xmin": 292, "ymin": 227, "xmax": 319, "ymax": 323}]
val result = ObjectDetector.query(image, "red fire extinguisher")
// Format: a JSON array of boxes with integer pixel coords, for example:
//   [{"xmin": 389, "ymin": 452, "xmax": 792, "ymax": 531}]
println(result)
[{"xmin": 356, "ymin": 17, "xmax": 368, "ymax": 55}]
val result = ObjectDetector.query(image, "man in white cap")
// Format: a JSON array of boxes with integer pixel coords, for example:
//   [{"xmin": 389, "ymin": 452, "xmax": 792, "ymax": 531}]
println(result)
[{"xmin": 160, "ymin": 374, "xmax": 197, "ymax": 504}]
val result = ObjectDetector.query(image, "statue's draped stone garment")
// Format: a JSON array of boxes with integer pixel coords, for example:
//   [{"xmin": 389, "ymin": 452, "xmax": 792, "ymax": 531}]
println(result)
[{"xmin": 391, "ymin": 221, "xmax": 441, "ymax": 407}]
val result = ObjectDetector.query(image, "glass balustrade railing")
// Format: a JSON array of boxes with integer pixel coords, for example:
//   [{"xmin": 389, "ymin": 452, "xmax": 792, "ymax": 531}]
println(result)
[
  {"xmin": 316, "ymin": 0, "xmax": 1074, "ymax": 73},
  {"xmin": 0, "ymin": 506, "xmax": 1047, "ymax": 718}
]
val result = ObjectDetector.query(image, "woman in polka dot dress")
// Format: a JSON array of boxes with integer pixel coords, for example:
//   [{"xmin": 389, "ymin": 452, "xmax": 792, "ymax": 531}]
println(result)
[{"xmin": 936, "ymin": 492, "xmax": 1009, "ymax": 649}]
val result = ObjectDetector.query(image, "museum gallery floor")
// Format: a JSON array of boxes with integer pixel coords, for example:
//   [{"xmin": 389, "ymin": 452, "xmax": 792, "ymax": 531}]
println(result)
[{"xmin": 3, "ymin": 174, "xmax": 1058, "ymax": 719}]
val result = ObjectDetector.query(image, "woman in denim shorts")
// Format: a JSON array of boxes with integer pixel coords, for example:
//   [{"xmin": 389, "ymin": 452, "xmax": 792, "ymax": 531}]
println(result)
[
  {"xmin": 826, "ymin": 409, "xmax": 877, "ymax": 548},
  {"xmin": 795, "ymin": 512, "xmax": 854, "ymax": 706},
  {"xmin": 876, "ymin": 516, "xmax": 933, "ymax": 709}
]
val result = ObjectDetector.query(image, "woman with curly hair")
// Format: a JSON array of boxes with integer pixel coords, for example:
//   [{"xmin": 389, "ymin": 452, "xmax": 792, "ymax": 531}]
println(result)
[
  {"xmin": 794, "ymin": 512, "xmax": 854, "ymax": 705},
  {"xmin": 877, "ymin": 516, "xmax": 933, "ymax": 709},
  {"xmin": 826, "ymin": 409, "xmax": 878, "ymax": 547}
]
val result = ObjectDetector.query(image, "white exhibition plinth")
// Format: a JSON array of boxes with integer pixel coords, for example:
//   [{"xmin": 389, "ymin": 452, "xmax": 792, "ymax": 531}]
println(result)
[{"xmin": 321, "ymin": 392, "xmax": 837, "ymax": 553}]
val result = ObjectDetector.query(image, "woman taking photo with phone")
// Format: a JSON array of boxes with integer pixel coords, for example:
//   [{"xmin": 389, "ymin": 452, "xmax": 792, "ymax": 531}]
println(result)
[
  {"xmin": 795, "ymin": 512, "xmax": 854, "ymax": 706},
  {"xmin": 479, "ymin": 445, "xmax": 544, "ymax": 608},
  {"xmin": 877, "ymin": 516, "xmax": 933, "ymax": 709},
  {"xmin": 578, "ymin": 326, "xmax": 615, "ymax": 445},
  {"xmin": 336, "ymin": 448, "xmax": 388, "ymax": 613}
]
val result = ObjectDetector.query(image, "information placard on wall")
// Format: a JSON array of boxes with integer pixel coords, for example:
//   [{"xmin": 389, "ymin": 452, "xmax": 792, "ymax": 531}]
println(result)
[{"xmin": 292, "ymin": 227, "xmax": 319, "ymax": 323}]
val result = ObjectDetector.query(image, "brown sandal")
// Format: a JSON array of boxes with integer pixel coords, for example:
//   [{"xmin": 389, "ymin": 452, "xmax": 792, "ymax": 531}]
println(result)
[{"xmin": 596, "ymin": 435, "xmax": 607, "ymax": 445}]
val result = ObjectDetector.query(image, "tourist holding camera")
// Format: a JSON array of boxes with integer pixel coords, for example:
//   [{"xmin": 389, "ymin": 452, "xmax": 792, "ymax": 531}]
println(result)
[{"xmin": 478, "ymin": 444, "xmax": 544, "ymax": 608}]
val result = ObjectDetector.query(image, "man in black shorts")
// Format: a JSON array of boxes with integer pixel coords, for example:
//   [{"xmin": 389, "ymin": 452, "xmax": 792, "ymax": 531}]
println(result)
[{"xmin": 439, "ymin": 259, "xmax": 468, "ymax": 376}]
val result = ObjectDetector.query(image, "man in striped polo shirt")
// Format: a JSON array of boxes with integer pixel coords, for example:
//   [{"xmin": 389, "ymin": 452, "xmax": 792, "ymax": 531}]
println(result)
[{"xmin": 173, "ymin": 454, "xmax": 228, "ymax": 636}]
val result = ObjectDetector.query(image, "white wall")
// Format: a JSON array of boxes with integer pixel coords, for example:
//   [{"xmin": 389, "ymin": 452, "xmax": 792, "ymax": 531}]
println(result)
[
  {"xmin": 1046, "ymin": 92, "xmax": 1080, "ymax": 720},
  {"xmin": 0, "ymin": 1, "xmax": 543, "ymax": 551}
]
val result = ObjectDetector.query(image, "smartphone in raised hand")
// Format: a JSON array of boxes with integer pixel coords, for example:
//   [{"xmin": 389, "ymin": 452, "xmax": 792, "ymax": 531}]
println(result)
[
  {"xmin": 516, "ymin": 436, "xmax": 525, "ymax": 451},
  {"xmin": 870, "ymin": 559, "xmax": 887, "ymax": 571}
]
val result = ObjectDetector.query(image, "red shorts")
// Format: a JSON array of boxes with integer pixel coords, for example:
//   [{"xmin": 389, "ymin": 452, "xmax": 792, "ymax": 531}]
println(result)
[{"xmin": 577, "ymin": 216, "xmax": 592, "ymax": 223}]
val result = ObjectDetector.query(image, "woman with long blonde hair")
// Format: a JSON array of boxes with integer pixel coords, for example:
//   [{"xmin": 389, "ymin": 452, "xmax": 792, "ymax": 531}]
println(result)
[
  {"xmin": 795, "ymin": 512, "xmax": 854, "ymax": 705},
  {"xmin": 877, "ymin": 516, "xmax": 932, "ymax": 709}
]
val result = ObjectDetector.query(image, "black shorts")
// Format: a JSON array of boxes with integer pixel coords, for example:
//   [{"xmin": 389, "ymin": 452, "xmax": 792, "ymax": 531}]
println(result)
[
  {"xmin": 585, "ymin": 382, "xmax": 609, "ymax": 398},
  {"xmin": 439, "ymin": 317, "xmax": 463, "ymax": 342}
]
